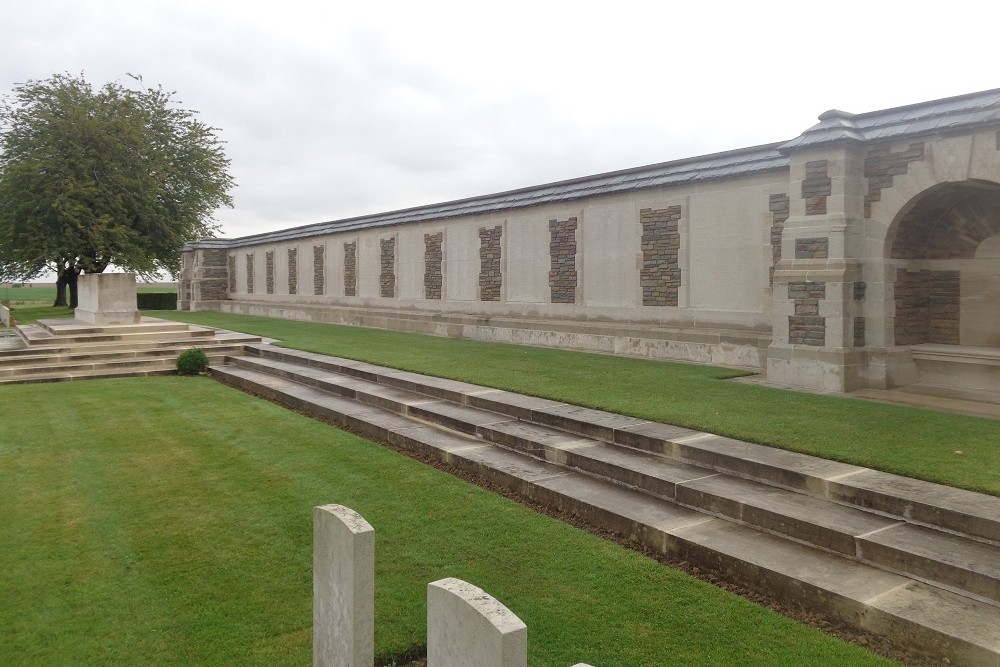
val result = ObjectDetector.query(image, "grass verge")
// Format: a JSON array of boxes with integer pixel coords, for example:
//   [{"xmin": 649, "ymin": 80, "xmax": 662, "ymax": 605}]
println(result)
[
  {"xmin": 0, "ymin": 377, "xmax": 895, "ymax": 666},
  {"xmin": 146, "ymin": 309, "xmax": 999, "ymax": 496}
]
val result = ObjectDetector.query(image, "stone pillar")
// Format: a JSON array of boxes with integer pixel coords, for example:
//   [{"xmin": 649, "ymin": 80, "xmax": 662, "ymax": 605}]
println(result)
[
  {"xmin": 75, "ymin": 273, "xmax": 140, "ymax": 325},
  {"xmin": 427, "ymin": 577, "xmax": 527, "ymax": 667},
  {"xmin": 178, "ymin": 242, "xmax": 230, "ymax": 311},
  {"xmin": 768, "ymin": 118, "xmax": 868, "ymax": 392},
  {"xmin": 313, "ymin": 504, "xmax": 375, "ymax": 667}
]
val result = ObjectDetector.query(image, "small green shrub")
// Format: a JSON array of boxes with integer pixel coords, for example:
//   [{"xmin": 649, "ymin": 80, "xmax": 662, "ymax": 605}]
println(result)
[
  {"xmin": 176, "ymin": 348, "xmax": 210, "ymax": 375},
  {"xmin": 137, "ymin": 292, "xmax": 178, "ymax": 310}
]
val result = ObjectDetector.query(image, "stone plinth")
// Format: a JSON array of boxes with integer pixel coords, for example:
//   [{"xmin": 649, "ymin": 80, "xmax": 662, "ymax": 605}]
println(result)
[{"xmin": 75, "ymin": 273, "xmax": 140, "ymax": 325}]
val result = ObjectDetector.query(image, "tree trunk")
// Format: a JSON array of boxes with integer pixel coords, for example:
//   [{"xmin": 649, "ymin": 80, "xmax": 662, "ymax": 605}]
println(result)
[
  {"xmin": 53, "ymin": 264, "xmax": 68, "ymax": 307},
  {"xmin": 67, "ymin": 268, "xmax": 80, "ymax": 308}
]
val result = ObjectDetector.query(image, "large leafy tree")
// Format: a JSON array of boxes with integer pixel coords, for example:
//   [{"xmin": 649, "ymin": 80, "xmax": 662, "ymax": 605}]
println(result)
[{"xmin": 0, "ymin": 73, "xmax": 234, "ymax": 306}]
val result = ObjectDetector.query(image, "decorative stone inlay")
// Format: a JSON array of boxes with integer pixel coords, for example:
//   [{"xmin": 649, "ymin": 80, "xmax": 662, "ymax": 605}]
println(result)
[
  {"xmin": 424, "ymin": 232, "xmax": 443, "ymax": 300},
  {"xmin": 864, "ymin": 143, "xmax": 924, "ymax": 217},
  {"xmin": 265, "ymin": 251, "xmax": 275, "ymax": 294},
  {"xmin": 380, "ymin": 237, "xmax": 396, "ymax": 298},
  {"xmin": 246, "ymin": 253, "xmax": 255, "ymax": 294},
  {"xmin": 788, "ymin": 281, "xmax": 826, "ymax": 346},
  {"xmin": 854, "ymin": 317, "xmax": 866, "ymax": 347},
  {"xmin": 288, "ymin": 248, "xmax": 298, "ymax": 295},
  {"xmin": 228, "ymin": 255, "xmax": 237, "ymax": 293},
  {"xmin": 344, "ymin": 242, "xmax": 357, "ymax": 297},
  {"xmin": 802, "ymin": 160, "xmax": 831, "ymax": 215},
  {"xmin": 313, "ymin": 245, "xmax": 325, "ymax": 295},
  {"xmin": 478, "ymin": 226, "xmax": 502, "ymax": 301},
  {"xmin": 640, "ymin": 206, "xmax": 681, "ymax": 306},
  {"xmin": 768, "ymin": 194, "xmax": 789, "ymax": 285},
  {"xmin": 549, "ymin": 217, "xmax": 578, "ymax": 304},
  {"xmin": 795, "ymin": 237, "xmax": 829, "ymax": 259},
  {"xmin": 894, "ymin": 269, "xmax": 960, "ymax": 345}
]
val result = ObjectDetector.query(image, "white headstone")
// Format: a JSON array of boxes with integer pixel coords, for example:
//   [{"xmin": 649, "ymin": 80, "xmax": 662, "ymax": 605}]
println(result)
[
  {"xmin": 427, "ymin": 577, "xmax": 527, "ymax": 667},
  {"xmin": 313, "ymin": 504, "xmax": 375, "ymax": 667}
]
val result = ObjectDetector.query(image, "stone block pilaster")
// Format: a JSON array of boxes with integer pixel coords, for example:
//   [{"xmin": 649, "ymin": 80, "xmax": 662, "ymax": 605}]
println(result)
[
  {"xmin": 177, "ymin": 244, "xmax": 231, "ymax": 311},
  {"xmin": 768, "ymin": 143, "xmax": 868, "ymax": 392}
]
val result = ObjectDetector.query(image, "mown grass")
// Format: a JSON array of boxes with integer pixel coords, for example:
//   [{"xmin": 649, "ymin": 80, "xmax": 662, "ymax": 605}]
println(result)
[
  {"xmin": 142, "ymin": 309, "xmax": 1000, "ymax": 496},
  {"xmin": 0, "ymin": 285, "xmax": 175, "ymax": 306},
  {"xmin": 0, "ymin": 377, "xmax": 896, "ymax": 666}
]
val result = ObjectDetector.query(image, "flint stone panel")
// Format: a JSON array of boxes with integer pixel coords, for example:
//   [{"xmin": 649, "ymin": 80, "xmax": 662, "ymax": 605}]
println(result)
[
  {"xmin": 228, "ymin": 255, "xmax": 237, "ymax": 293},
  {"xmin": 246, "ymin": 253, "xmax": 255, "ymax": 294},
  {"xmin": 265, "ymin": 251, "xmax": 275, "ymax": 294},
  {"xmin": 424, "ymin": 232, "xmax": 443, "ymax": 300},
  {"xmin": 894, "ymin": 269, "xmax": 960, "ymax": 345},
  {"xmin": 549, "ymin": 217, "xmax": 578, "ymax": 304},
  {"xmin": 344, "ymin": 242, "xmax": 357, "ymax": 297},
  {"xmin": 380, "ymin": 237, "xmax": 396, "ymax": 298},
  {"xmin": 313, "ymin": 245, "xmax": 325, "ymax": 295},
  {"xmin": 769, "ymin": 194, "xmax": 790, "ymax": 285},
  {"xmin": 479, "ymin": 226, "xmax": 502, "ymax": 301},
  {"xmin": 640, "ymin": 206, "xmax": 682, "ymax": 306},
  {"xmin": 788, "ymin": 281, "xmax": 826, "ymax": 346}
]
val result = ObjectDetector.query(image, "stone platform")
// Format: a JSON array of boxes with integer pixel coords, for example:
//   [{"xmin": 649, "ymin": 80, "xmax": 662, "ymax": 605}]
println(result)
[{"xmin": 0, "ymin": 317, "xmax": 260, "ymax": 383}]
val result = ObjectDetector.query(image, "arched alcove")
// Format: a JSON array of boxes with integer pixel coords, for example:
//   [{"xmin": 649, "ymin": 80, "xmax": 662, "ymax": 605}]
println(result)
[{"xmin": 888, "ymin": 180, "xmax": 1000, "ymax": 347}]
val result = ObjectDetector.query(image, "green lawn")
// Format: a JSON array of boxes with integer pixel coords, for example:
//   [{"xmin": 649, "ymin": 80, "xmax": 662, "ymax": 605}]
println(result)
[
  {"xmin": 144, "ymin": 310, "xmax": 999, "ymax": 497},
  {"xmin": 0, "ymin": 284, "xmax": 175, "ymax": 305},
  {"xmin": 0, "ymin": 377, "xmax": 896, "ymax": 666}
]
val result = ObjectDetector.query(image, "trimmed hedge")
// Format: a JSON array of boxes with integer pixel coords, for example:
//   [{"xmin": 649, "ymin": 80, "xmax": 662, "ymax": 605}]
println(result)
[{"xmin": 137, "ymin": 292, "xmax": 177, "ymax": 310}]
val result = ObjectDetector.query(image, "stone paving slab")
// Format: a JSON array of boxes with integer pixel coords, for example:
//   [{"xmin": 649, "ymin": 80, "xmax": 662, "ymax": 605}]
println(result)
[
  {"xmin": 868, "ymin": 582, "xmax": 1000, "ymax": 667},
  {"xmin": 827, "ymin": 469, "xmax": 1000, "ymax": 544},
  {"xmin": 860, "ymin": 522, "xmax": 1000, "ymax": 604},
  {"xmin": 676, "ymin": 474, "xmax": 901, "ymax": 557},
  {"xmin": 465, "ymin": 389, "xmax": 569, "ymax": 421},
  {"xmin": 527, "ymin": 403, "xmax": 650, "ymax": 442}
]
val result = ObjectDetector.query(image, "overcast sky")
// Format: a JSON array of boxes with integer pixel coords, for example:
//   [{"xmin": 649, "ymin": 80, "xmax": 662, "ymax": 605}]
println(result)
[{"xmin": 3, "ymin": 1, "xmax": 999, "ymax": 240}]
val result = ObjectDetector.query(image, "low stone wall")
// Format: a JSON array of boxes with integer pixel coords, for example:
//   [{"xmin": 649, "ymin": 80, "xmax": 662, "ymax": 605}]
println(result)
[
  {"xmin": 217, "ymin": 299, "xmax": 769, "ymax": 369},
  {"xmin": 0, "ymin": 304, "xmax": 10, "ymax": 327}
]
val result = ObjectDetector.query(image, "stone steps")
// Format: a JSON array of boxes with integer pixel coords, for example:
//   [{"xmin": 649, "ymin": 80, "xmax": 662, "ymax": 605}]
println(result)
[
  {"xmin": 0, "ymin": 346, "xmax": 243, "ymax": 381},
  {"xmin": 16, "ymin": 322, "xmax": 217, "ymax": 347},
  {"xmin": 240, "ymin": 345, "xmax": 1000, "ymax": 545},
  {"xmin": 0, "ymin": 318, "xmax": 260, "ymax": 384},
  {"xmin": 211, "ymin": 346, "xmax": 1000, "ymax": 665}
]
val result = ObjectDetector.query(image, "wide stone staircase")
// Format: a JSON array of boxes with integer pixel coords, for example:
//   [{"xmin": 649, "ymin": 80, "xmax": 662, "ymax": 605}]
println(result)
[
  {"xmin": 211, "ymin": 344, "xmax": 1000, "ymax": 666},
  {"xmin": 0, "ymin": 317, "xmax": 260, "ymax": 384}
]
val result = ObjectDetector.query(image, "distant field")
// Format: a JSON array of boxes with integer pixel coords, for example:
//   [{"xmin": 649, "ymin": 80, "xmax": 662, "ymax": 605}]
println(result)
[{"xmin": 0, "ymin": 285, "xmax": 176, "ymax": 304}]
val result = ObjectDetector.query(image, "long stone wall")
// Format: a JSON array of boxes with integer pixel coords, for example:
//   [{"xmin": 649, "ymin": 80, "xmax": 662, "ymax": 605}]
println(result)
[{"xmin": 180, "ymin": 90, "xmax": 1000, "ymax": 396}]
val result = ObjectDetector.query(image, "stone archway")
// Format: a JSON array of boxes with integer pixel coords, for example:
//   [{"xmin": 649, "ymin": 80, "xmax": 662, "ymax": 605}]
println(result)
[{"xmin": 887, "ymin": 180, "xmax": 1000, "ymax": 348}]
